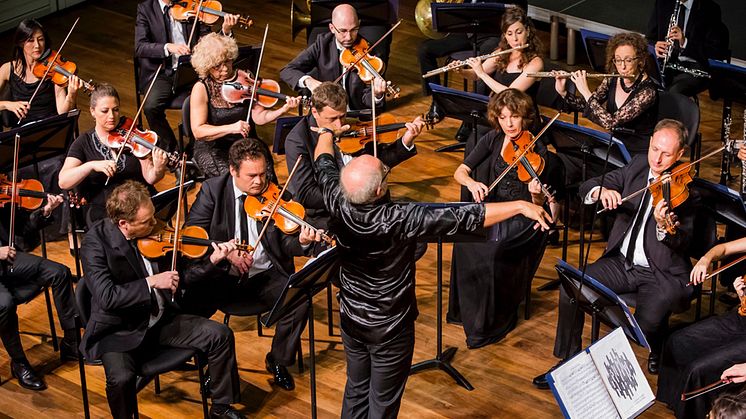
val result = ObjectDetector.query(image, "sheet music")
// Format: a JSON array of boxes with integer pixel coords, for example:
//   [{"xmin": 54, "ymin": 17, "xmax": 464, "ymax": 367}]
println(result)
[
  {"xmin": 550, "ymin": 351, "xmax": 620, "ymax": 419},
  {"xmin": 589, "ymin": 328, "xmax": 655, "ymax": 419}
]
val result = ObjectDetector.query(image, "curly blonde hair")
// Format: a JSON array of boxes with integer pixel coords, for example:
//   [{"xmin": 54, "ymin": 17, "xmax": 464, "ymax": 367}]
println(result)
[
  {"xmin": 191, "ymin": 33, "xmax": 239, "ymax": 78},
  {"xmin": 605, "ymin": 32, "xmax": 648, "ymax": 75}
]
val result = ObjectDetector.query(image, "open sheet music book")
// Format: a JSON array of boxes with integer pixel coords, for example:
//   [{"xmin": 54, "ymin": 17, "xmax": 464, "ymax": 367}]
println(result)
[{"xmin": 548, "ymin": 328, "xmax": 655, "ymax": 419}]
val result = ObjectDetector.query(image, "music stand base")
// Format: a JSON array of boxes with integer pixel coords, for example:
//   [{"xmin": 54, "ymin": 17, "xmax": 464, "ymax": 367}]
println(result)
[
  {"xmin": 435, "ymin": 142, "xmax": 466, "ymax": 153},
  {"xmin": 410, "ymin": 347, "xmax": 474, "ymax": 390}
]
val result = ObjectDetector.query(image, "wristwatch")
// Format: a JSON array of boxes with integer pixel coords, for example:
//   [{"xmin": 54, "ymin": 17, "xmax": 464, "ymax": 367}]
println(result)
[{"xmin": 317, "ymin": 127, "xmax": 335, "ymax": 137}]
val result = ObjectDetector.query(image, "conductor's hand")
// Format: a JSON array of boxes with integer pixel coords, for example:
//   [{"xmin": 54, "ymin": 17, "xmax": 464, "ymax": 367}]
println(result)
[
  {"xmin": 0, "ymin": 246, "xmax": 16, "ymax": 263},
  {"xmin": 299, "ymin": 226, "xmax": 324, "ymax": 246},
  {"xmin": 521, "ymin": 201, "xmax": 553, "ymax": 231},
  {"xmin": 210, "ymin": 241, "xmax": 238, "ymax": 265},
  {"xmin": 227, "ymin": 248, "xmax": 254, "ymax": 274},
  {"xmin": 689, "ymin": 255, "xmax": 712, "ymax": 286},
  {"xmin": 467, "ymin": 181, "xmax": 489, "ymax": 203},
  {"xmin": 594, "ymin": 187, "xmax": 622, "ymax": 210},
  {"xmin": 88, "ymin": 160, "xmax": 117, "ymax": 177},
  {"xmin": 147, "ymin": 271, "xmax": 179, "ymax": 294},
  {"xmin": 722, "ymin": 363, "xmax": 746, "ymax": 384}
]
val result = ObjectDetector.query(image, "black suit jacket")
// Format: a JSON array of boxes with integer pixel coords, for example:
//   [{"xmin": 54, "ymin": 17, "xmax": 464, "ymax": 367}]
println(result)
[
  {"xmin": 184, "ymin": 173, "xmax": 307, "ymax": 284},
  {"xmin": 134, "ymin": 0, "xmax": 212, "ymax": 90},
  {"xmin": 646, "ymin": 0, "xmax": 729, "ymax": 66},
  {"xmin": 284, "ymin": 114, "xmax": 417, "ymax": 216},
  {"xmin": 280, "ymin": 32, "xmax": 381, "ymax": 111},
  {"xmin": 579, "ymin": 155, "xmax": 698, "ymax": 311}
]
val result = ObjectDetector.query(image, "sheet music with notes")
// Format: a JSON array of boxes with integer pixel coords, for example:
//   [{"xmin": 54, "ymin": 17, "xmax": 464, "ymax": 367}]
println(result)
[{"xmin": 548, "ymin": 328, "xmax": 654, "ymax": 419}]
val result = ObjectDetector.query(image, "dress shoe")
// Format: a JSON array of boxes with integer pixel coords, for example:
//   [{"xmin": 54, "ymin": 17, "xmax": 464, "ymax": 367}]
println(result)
[
  {"xmin": 647, "ymin": 352, "xmax": 660, "ymax": 375},
  {"xmin": 266, "ymin": 353, "xmax": 295, "ymax": 391},
  {"xmin": 10, "ymin": 361, "xmax": 47, "ymax": 391},
  {"xmin": 425, "ymin": 101, "xmax": 444, "ymax": 124},
  {"xmin": 532, "ymin": 361, "xmax": 563, "ymax": 390},
  {"xmin": 209, "ymin": 406, "xmax": 246, "ymax": 419}
]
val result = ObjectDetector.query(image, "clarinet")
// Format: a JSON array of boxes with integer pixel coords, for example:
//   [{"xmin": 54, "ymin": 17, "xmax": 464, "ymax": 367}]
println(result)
[
  {"xmin": 661, "ymin": 0, "xmax": 683, "ymax": 71},
  {"xmin": 720, "ymin": 114, "xmax": 732, "ymax": 185}
]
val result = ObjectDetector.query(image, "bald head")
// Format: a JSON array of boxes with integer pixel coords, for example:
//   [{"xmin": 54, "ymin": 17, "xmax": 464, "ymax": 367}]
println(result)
[
  {"xmin": 330, "ymin": 4, "xmax": 359, "ymax": 48},
  {"xmin": 340, "ymin": 155, "xmax": 386, "ymax": 204}
]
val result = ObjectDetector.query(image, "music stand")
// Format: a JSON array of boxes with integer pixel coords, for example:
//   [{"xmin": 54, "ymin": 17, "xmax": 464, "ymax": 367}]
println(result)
[
  {"xmin": 272, "ymin": 116, "xmax": 304, "ymax": 155},
  {"xmin": 151, "ymin": 180, "xmax": 195, "ymax": 222},
  {"xmin": 430, "ymin": 83, "xmax": 490, "ymax": 153},
  {"xmin": 172, "ymin": 55, "xmax": 198, "ymax": 94},
  {"xmin": 262, "ymin": 246, "xmax": 340, "ymax": 419},
  {"xmin": 555, "ymin": 259, "xmax": 650, "ymax": 350},
  {"xmin": 707, "ymin": 59, "xmax": 746, "ymax": 184},
  {"xmin": 409, "ymin": 202, "xmax": 488, "ymax": 391}
]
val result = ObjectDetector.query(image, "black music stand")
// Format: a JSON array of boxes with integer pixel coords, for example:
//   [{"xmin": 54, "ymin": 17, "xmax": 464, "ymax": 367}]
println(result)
[
  {"xmin": 409, "ymin": 203, "xmax": 488, "ymax": 391},
  {"xmin": 172, "ymin": 55, "xmax": 198, "ymax": 94},
  {"xmin": 261, "ymin": 247, "xmax": 340, "ymax": 419},
  {"xmin": 430, "ymin": 83, "xmax": 489, "ymax": 153},
  {"xmin": 708, "ymin": 59, "xmax": 746, "ymax": 185},
  {"xmin": 555, "ymin": 260, "xmax": 650, "ymax": 350},
  {"xmin": 272, "ymin": 116, "xmax": 304, "ymax": 155},
  {"xmin": 151, "ymin": 180, "xmax": 195, "ymax": 222}
]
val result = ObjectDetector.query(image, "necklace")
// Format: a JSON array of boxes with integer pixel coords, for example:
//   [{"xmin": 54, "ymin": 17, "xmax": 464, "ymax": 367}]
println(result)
[{"xmin": 619, "ymin": 73, "xmax": 643, "ymax": 94}]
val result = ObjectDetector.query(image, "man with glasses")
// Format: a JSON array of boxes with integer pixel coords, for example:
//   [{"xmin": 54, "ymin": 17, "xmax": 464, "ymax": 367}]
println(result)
[{"xmin": 280, "ymin": 3, "xmax": 387, "ymax": 111}]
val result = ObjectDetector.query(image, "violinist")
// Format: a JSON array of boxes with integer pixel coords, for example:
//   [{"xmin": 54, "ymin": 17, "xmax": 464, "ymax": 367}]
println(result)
[
  {"xmin": 183, "ymin": 139, "xmax": 324, "ymax": 392},
  {"xmin": 0, "ymin": 19, "xmax": 81, "ymax": 125},
  {"xmin": 533, "ymin": 119, "xmax": 700, "ymax": 390},
  {"xmin": 58, "ymin": 84, "xmax": 168, "ymax": 226},
  {"xmin": 279, "ymin": 3, "xmax": 387, "ymax": 111},
  {"xmin": 190, "ymin": 33, "xmax": 300, "ymax": 179},
  {"xmin": 0, "ymin": 188, "xmax": 79, "ymax": 391},
  {"xmin": 79, "ymin": 180, "xmax": 246, "ymax": 419},
  {"xmin": 134, "ymin": 0, "xmax": 239, "ymax": 152},
  {"xmin": 555, "ymin": 32, "xmax": 658, "ymax": 155},
  {"xmin": 448, "ymin": 89, "xmax": 562, "ymax": 348},
  {"xmin": 657, "ymin": 236, "xmax": 746, "ymax": 419},
  {"xmin": 284, "ymin": 82, "xmax": 423, "ymax": 229}
]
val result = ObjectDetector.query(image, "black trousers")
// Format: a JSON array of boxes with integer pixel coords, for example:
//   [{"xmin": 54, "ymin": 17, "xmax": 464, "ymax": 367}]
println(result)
[
  {"xmin": 0, "ymin": 252, "xmax": 76, "ymax": 361},
  {"xmin": 657, "ymin": 310, "xmax": 746, "ymax": 419},
  {"xmin": 553, "ymin": 253, "xmax": 680, "ymax": 359},
  {"xmin": 181, "ymin": 267, "xmax": 308, "ymax": 366},
  {"xmin": 417, "ymin": 34, "xmax": 500, "ymax": 95},
  {"xmin": 341, "ymin": 322, "xmax": 415, "ymax": 419},
  {"xmin": 142, "ymin": 72, "xmax": 178, "ymax": 153},
  {"xmin": 100, "ymin": 313, "xmax": 240, "ymax": 419}
]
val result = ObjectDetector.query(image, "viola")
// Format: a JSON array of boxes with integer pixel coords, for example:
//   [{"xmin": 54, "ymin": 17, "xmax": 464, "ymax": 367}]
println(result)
[
  {"xmin": 137, "ymin": 224, "xmax": 253, "ymax": 259},
  {"xmin": 500, "ymin": 130, "xmax": 555, "ymax": 202},
  {"xmin": 335, "ymin": 113, "xmax": 435, "ymax": 155},
  {"xmin": 32, "ymin": 49, "xmax": 96, "ymax": 94},
  {"xmin": 106, "ymin": 117, "xmax": 180, "ymax": 167},
  {"xmin": 339, "ymin": 38, "xmax": 400, "ymax": 98},
  {"xmin": 649, "ymin": 162, "xmax": 694, "ymax": 235},
  {"xmin": 0, "ymin": 175, "xmax": 44, "ymax": 210},
  {"xmin": 221, "ymin": 70, "xmax": 310, "ymax": 108},
  {"xmin": 170, "ymin": 0, "xmax": 253, "ymax": 28}
]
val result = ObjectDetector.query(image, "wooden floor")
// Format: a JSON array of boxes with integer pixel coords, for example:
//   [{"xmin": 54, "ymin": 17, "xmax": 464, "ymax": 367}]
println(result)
[{"xmin": 0, "ymin": 1, "xmax": 743, "ymax": 418}]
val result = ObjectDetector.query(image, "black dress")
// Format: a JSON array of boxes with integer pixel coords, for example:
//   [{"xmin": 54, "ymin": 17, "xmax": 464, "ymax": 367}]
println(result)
[
  {"xmin": 66, "ymin": 129, "xmax": 153, "ymax": 225},
  {"xmin": 8, "ymin": 70, "xmax": 57, "ymax": 124},
  {"xmin": 447, "ymin": 130, "xmax": 557, "ymax": 348}
]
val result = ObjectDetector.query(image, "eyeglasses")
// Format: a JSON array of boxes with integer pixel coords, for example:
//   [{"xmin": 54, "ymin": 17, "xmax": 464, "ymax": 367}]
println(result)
[
  {"xmin": 331, "ymin": 23, "xmax": 360, "ymax": 35},
  {"xmin": 613, "ymin": 57, "xmax": 638, "ymax": 65},
  {"xmin": 380, "ymin": 164, "xmax": 390, "ymax": 186}
]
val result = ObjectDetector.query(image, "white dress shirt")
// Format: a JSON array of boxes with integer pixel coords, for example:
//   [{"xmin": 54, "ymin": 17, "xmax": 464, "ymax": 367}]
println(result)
[{"xmin": 232, "ymin": 179, "xmax": 272, "ymax": 277}]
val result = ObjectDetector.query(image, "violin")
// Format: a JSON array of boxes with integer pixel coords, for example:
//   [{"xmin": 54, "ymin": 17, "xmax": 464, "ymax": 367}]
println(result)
[
  {"xmin": 335, "ymin": 113, "xmax": 435, "ymax": 155},
  {"xmin": 106, "ymin": 117, "xmax": 180, "ymax": 167},
  {"xmin": 170, "ymin": 0, "xmax": 253, "ymax": 28},
  {"xmin": 138, "ymin": 224, "xmax": 253, "ymax": 259},
  {"xmin": 500, "ymin": 131, "xmax": 555, "ymax": 202},
  {"xmin": 339, "ymin": 38, "xmax": 400, "ymax": 98},
  {"xmin": 221, "ymin": 70, "xmax": 310, "ymax": 108},
  {"xmin": 32, "ymin": 49, "xmax": 96, "ymax": 94},
  {"xmin": 0, "ymin": 175, "xmax": 44, "ymax": 210},
  {"xmin": 244, "ymin": 182, "xmax": 335, "ymax": 245},
  {"xmin": 649, "ymin": 162, "xmax": 694, "ymax": 235}
]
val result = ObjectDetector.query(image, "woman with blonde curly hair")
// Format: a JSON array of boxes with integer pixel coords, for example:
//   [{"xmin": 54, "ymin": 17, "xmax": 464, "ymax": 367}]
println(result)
[
  {"xmin": 554, "ymin": 32, "xmax": 658, "ymax": 154},
  {"xmin": 190, "ymin": 33, "xmax": 300, "ymax": 178}
]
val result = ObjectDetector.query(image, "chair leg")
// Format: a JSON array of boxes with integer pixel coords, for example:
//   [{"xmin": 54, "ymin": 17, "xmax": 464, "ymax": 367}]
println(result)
[
  {"xmin": 196, "ymin": 355, "xmax": 210, "ymax": 419},
  {"xmin": 326, "ymin": 284, "xmax": 336, "ymax": 337},
  {"xmin": 257, "ymin": 314, "xmax": 263, "ymax": 337},
  {"xmin": 154, "ymin": 375, "xmax": 161, "ymax": 394},
  {"xmin": 44, "ymin": 288, "xmax": 59, "ymax": 351},
  {"xmin": 694, "ymin": 285, "xmax": 702, "ymax": 321},
  {"xmin": 75, "ymin": 316, "xmax": 91, "ymax": 419},
  {"xmin": 524, "ymin": 276, "xmax": 532, "ymax": 321}
]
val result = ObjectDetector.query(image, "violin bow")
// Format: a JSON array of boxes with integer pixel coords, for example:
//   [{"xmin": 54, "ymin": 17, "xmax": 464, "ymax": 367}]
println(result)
[
  {"xmin": 487, "ymin": 112, "xmax": 561, "ymax": 193},
  {"xmin": 687, "ymin": 254, "xmax": 746, "ymax": 287},
  {"xmin": 186, "ymin": 0, "xmax": 207, "ymax": 47},
  {"xmin": 245, "ymin": 24, "xmax": 269, "ymax": 125},
  {"xmin": 169, "ymin": 154, "xmax": 188, "ymax": 302},
  {"xmin": 21, "ymin": 17, "xmax": 80, "ymax": 125},
  {"xmin": 596, "ymin": 144, "xmax": 726, "ymax": 214},
  {"xmin": 105, "ymin": 64, "xmax": 163, "ymax": 185},
  {"xmin": 371, "ymin": 83, "xmax": 378, "ymax": 158},
  {"xmin": 681, "ymin": 378, "xmax": 733, "ymax": 401},
  {"xmin": 333, "ymin": 19, "xmax": 402, "ymax": 84},
  {"xmin": 7, "ymin": 134, "xmax": 21, "ymax": 272},
  {"xmin": 251, "ymin": 155, "xmax": 303, "ymax": 253}
]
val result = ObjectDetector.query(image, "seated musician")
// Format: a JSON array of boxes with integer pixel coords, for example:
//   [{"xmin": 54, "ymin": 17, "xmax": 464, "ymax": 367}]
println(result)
[
  {"xmin": 657, "ymin": 236, "xmax": 746, "ymax": 419},
  {"xmin": 190, "ymin": 33, "xmax": 300, "ymax": 179},
  {"xmin": 533, "ymin": 119, "xmax": 699, "ymax": 389},
  {"xmin": 554, "ymin": 32, "xmax": 658, "ymax": 155},
  {"xmin": 280, "ymin": 3, "xmax": 386, "ymax": 112},
  {"xmin": 310, "ymin": 120, "xmax": 552, "ymax": 418},
  {"xmin": 448, "ymin": 89, "xmax": 562, "ymax": 348},
  {"xmin": 0, "ymin": 194, "xmax": 78, "ymax": 391},
  {"xmin": 58, "ymin": 83, "xmax": 169, "ymax": 226},
  {"xmin": 284, "ymin": 81, "xmax": 423, "ymax": 229},
  {"xmin": 0, "ymin": 19, "xmax": 81, "ymax": 125},
  {"xmin": 79, "ymin": 180, "xmax": 245, "ymax": 419},
  {"xmin": 647, "ymin": 0, "xmax": 729, "ymax": 96},
  {"xmin": 182, "ymin": 138, "xmax": 324, "ymax": 392},
  {"xmin": 135, "ymin": 0, "xmax": 239, "ymax": 152}
]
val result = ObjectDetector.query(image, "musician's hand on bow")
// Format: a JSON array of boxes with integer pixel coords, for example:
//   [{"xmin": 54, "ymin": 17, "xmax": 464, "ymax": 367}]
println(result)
[
  {"xmin": 401, "ymin": 116, "xmax": 425, "ymax": 148},
  {"xmin": 466, "ymin": 57, "xmax": 486, "ymax": 77},
  {"xmin": 5, "ymin": 101, "xmax": 29, "ymax": 120},
  {"xmin": 690, "ymin": 255, "xmax": 712, "ymax": 286},
  {"xmin": 467, "ymin": 181, "xmax": 489, "ymax": 203},
  {"xmin": 166, "ymin": 43, "xmax": 191, "ymax": 56},
  {"xmin": 210, "ymin": 241, "xmax": 237, "ymax": 265},
  {"xmin": 230, "ymin": 120, "xmax": 251, "ymax": 138},
  {"xmin": 570, "ymin": 70, "xmax": 592, "ymax": 100},
  {"xmin": 227, "ymin": 248, "xmax": 253, "ymax": 274},
  {"xmin": 721, "ymin": 363, "xmax": 746, "ymax": 384},
  {"xmin": 42, "ymin": 194, "xmax": 64, "ymax": 217},
  {"xmin": 0, "ymin": 246, "xmax": 16, "ymax": 263},
  {"xmin": 594, "ymin": 187, "xmax": 622, "ymax": 210},
  {"xmin": 222, "ymin": 13, "xmax": 239, "ymax": 35},
  {"xmin": 299, "ymin": 226, "xmax": 324, "ymax": 245},
  {"xmin": 521, "ymin": 201, "xmax": 553, "ymax": 231},
  {"xmin": 372, "ymin": 77, "xmax": 387, "ymax": 100},
  {"xmin": 89, "ymin": 160, "xmax": 117, "ymax": 177},
  {"xmin": 147, "ymin": 271, "xmax": 180, "ymax": 294},
  {"xmin": 738, "ymin": 147, "xmax": 746, "ymax": 162},
  {"xmin": 734, "ymin": 276, "xmax": 746, "ymax": 298}
]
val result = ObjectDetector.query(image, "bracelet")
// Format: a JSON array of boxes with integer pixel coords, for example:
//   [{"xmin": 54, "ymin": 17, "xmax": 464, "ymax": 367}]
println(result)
[{"xmin": 317, "ymin": 127, "xmax": 335, "ymax": 138}]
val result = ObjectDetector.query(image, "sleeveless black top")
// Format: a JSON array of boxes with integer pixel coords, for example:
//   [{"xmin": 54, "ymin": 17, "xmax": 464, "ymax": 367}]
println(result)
[{"xmin": 9, "ymin": 68, "xmax": 57, "ymax": 123}]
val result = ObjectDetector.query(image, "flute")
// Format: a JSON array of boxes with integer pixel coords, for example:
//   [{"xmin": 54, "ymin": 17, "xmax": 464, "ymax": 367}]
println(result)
[
  {"xmin": 421, "ymin": 44, "xmax": 528, "ymax": 79},
  {"xmin": 526, "ymin": 71, "xmax": 636, "ymax": 79}
]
